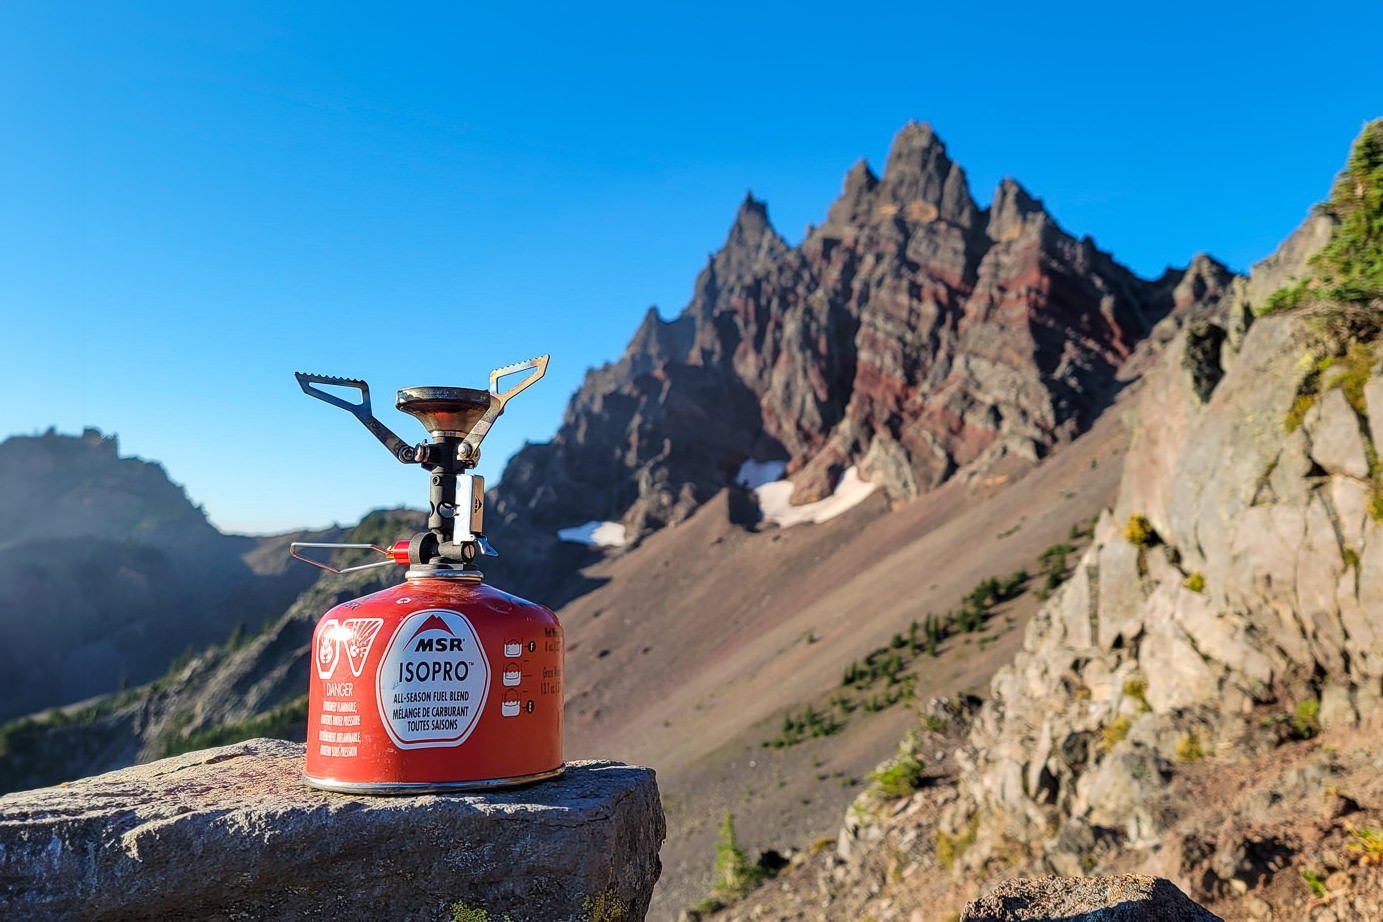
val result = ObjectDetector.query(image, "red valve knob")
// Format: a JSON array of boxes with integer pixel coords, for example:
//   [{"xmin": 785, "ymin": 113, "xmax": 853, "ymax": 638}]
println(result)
[{"xmin": 391, "ymin": 540, "xmax": 411, "ymax": 566}]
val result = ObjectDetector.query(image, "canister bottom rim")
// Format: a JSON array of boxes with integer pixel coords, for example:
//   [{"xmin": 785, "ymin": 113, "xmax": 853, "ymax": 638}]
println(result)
[{"xmin": 302, "ymin": 764, "xmax": 565, "ymax": 795}]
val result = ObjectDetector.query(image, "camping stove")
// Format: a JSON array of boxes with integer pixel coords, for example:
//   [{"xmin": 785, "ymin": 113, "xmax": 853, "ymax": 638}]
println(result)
[{"xmin": 289, "ymin": 357, "xmax": 562, "ymax": 793}]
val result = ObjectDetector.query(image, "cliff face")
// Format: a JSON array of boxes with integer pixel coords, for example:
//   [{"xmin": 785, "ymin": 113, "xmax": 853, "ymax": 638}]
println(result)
[
  {"xmin": 489, "ymin": 123, "xmax": 1232, "ymax": 596},
  {"xmin": 954, "ymin": 206, "xmax": 1375, "ymax": 855}
]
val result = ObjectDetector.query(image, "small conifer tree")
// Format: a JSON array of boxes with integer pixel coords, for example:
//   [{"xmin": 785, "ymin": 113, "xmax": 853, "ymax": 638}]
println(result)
[{"xmin": 712, "ymin": 813, "xmax": 765, "ymax": 901}]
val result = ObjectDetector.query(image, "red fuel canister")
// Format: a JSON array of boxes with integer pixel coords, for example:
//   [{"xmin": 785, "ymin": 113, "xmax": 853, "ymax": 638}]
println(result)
[{"xmin": 289, "ymin": 357, "xmax": 563, "ymax": 793}]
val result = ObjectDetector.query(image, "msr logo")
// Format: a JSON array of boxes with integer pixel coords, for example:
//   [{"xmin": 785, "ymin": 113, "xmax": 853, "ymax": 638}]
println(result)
[
  {"xmin": 414, "ymin": 637, "xmax": 466, "ymax": 652},
  {"xmin": 315, "ymin": 617, "xmax": 385, "ymax": 679}
]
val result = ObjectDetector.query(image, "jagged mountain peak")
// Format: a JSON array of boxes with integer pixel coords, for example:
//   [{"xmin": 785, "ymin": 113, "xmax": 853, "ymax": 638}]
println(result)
[
  {"xmin": 624, "ymin": 305, "xmax": 695, "ymax": 375},
  {"xmin": 986, "ymin": 176, "xmax": 1049, "ymax": 242},
  {"xmin": 733, "ymin": 190, "xmax": 771, "ymax": 232},
  {"xmin": 883, "ymin": 119, "xmax": 943, "ymax": 172},
  {"xmin": 877, "ymin": 121, "xmax": 978, "ymax": 227},
  {"xmin": 714, "ymin": 192, "xmax": 789, "ymax": 285},
  {"xmin": 823, "ymin": 160, "xmax": 881, "ymax": 229},
  {"xmin": 845, "ymin": 158, "xmax": 879, "ymax": 188},
  {"xmin": 488, "ymin": 121, "xmax": 1228, "ymax": 601}
]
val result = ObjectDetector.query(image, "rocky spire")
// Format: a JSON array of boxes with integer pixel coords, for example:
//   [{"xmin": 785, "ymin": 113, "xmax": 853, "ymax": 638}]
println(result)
[
  {"xmin": 716, "ymin": 193, "xmax": 788, "ymax": 283},
  {"xmin": 877, "ymin": 121, "xmax": 978, "ymax": 227},
  {"xmin": 1169, "ymin": 252, "xmax": 1235, "ymax": 309},
  {"xmin": 623, "ymin": 306, "xmax": 695, "ymax": 374},
  {"xmin": 823, "ymin": 160, "xmax": 880, "ymax": 229},
  {"xmin": 986, "ymin": 178, "xmax": 1050, "ymax": 242}
]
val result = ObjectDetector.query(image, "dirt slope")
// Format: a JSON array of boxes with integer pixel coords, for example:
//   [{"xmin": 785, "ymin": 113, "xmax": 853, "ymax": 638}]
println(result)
[{"xmin": 555, "ymin": 391, "xmax": 1133, "ymax": 919}]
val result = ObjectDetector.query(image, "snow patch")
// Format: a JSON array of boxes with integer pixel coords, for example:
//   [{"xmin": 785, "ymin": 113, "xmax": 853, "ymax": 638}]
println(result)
[
  {"xmin": 735, "ymin": 459, "xmax": 788, "ymax": 490},
  {"xmin": 754, "ymin": 466, "xmax": 877, "ymax": 528},
  {"xmin": 556, "ymin": 521, "xmax": 627, "ymax": 547}
]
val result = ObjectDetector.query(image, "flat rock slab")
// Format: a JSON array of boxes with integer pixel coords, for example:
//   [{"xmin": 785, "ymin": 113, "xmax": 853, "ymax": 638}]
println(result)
[
  {"xmin": 0, "ymin": 739, "xmax": 664, "ymax": 922},
  {"xmin": 961, "ymin": 875, "xmax": 1222, "ymax": 922}
]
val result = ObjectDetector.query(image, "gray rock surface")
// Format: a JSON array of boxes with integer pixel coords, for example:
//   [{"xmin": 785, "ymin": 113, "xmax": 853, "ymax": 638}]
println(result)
[
  {"xmin": 961, "ymin": 875, "xmax": 1222, "ymax": 921},
  {"xmin": 0, "ymin": 739, "xmax": 665, "ymax": 922}
]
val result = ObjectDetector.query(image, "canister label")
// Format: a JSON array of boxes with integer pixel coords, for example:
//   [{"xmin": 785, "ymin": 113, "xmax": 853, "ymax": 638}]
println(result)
[{"xmin": 376, "ymin": 609, "xmax": 490, "ymax": 749}]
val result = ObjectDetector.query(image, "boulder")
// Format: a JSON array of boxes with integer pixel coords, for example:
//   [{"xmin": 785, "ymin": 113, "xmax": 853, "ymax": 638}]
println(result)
[
  {"xmin": 960, "ymin": 874, "xmax": 1222, "ymax": 921},
  {"xmin": 0, "ymin": 739, "xmax": 664, "ymax": 922}
]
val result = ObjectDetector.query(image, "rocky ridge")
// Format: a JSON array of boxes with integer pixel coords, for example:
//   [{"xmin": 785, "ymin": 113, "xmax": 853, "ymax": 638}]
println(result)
[
  {"xmin": 488, "ymin": 122, "xmax": 1232, "ymax": 598},
  {"xmin": 0, "ymin": 429, "xmax": 337, "ymax": 721}
]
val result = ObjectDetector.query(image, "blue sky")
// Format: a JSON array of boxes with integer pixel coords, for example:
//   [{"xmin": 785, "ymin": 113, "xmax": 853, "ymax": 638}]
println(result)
[{"xmin": 1, "ymin": 1, "xmax": 1379, "ymax": 534}]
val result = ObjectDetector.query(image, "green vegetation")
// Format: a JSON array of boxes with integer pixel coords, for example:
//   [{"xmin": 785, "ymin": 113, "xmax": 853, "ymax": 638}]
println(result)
[
  {"xmin": 1183, "ymin": 571, "xmax": 1205, "ymax": 593},
  {"xmin": 867, "ymin": 749, "xmax": 927, "ymax": 798},
  {"xmin": 1283, "ymin": 343, "xmax": 1379, "ymax": 432},
  {"xmin": 1122, "ymin": 514, "xmax": 1157, "ymax": 548},
  {"xmin": 450, "ymin": 904, "xmax": 513, "ymax": 922},
  {"xmin": 688, "ymin": 898, "xmax": 723, "ymax": 917},
  {"xmin": 843, "ymin": 648, "xmax": 908, "ymax": 688},
  {"xmin": 859, "ymin": 675, "xmax": 916, "ymax": 713},
  {"xmin": 1261, "ymin": 119, "xmax": 1383, "ymax": 348},
  {"xmin": 1174, "ymin": 731, "xmax": 1205, "ymax": 763},
  {"xmin": 920, "ymin": 614, "xmax": 944, "ymax": 657},
  {"xmin": 1033, "ymin": 543, "xmax": 1074, "ymax": 600},
  {"xmin": 1264, "ymin": 121, "xmax": 1383, "ymax": 514},
  {"xmin": 774, "ymin": 524, "xmax": 1088, "ymax": 749},
  {"xmin": 580, "ymin": 892, "xmax": 628, "ymax": 922},
  {"xmin": 712, "ymin": 813, "xmax": 767, "ymax": 902},
  {"xmin": 225, "ymin": 622, "xmax": 247, "ymax": 652},
  {"xmin": 1301, "ymin": 867, "xmax": 1328, "ymax": 898},
  {"xmin": 936, "ymin": 813, "xmax": 979, "ymax": 871},
  {"xmin": 958, "ymin": 571, "xmax": 1029, "ymax": 629},
  {"xmin": 156, "ymin": 695, "xmax": 308, "ymax": 758},
  {"xmin": 1347, "ymin": 822, "xmax": 1383, "ymax": 865},
  {"xmin": 1331, "ymin": 340, "xmax": 1375, "ymax": 412},
  {"xmin": 150, "ymin": 644, "xmax": 198, "ymax": 693},
  {"xmin": 1123, "ymin": 513, "xmax": 1160, "ymax": 576},
  {"xmin": 0, "ymin": 716, "xmax": 39, "ymax": 759},
  {"xmin": 1264, "ymin": 698, "xmax": 1321, "ymax": 742},
  {"xmin": 1293, "ymin": 699, "xmax": 1321, "ymax": 739},
  {"xmin": 1122, "ymin": 678, "xmax": 1151, "ymax": 714},
  {"xmin": 763, "ymin": 705, "xmax": 840, "ymax": 749},
  {"xmin": 1101, "ymin": 715, "xmax": 1130, "ymax": 753},
  {"xmin": 1284, "ymin": 353, "xmax": 1331, "ymax": 432}
]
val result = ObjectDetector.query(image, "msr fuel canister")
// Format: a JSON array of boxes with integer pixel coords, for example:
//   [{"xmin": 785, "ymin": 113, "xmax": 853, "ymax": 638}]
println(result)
[{"xmin": 289, "ymin": 357, "xmax": 562, "ymax": 793}]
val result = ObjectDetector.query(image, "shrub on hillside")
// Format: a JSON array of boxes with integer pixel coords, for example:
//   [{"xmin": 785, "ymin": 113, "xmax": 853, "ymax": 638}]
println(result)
[
  {"xmin": 712, "ymin": 814, "xmax": 766, "ymax": 902},
  {"xmin": 1262, "ymin": 119, "xmax": 1383, "ymax": 349}
]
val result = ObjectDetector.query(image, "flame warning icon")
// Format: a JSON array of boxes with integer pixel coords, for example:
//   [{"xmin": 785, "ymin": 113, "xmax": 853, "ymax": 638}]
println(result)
[
  {"xmin": 344, "ymin": 618, "xmax": 384, "ymax": 677},
  {"xmin": 315, "ymin": 619, "xmax": 341, "ymax": 679},
  {"xmin": 315, "ymin": 617, "xmax": 384, "ymax": 679}
]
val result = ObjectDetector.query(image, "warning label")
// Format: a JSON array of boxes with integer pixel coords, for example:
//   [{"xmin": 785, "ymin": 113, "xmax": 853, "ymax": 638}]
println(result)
[
  {"xmin": 376, "ymin": 609, "xmax": 490, "ymax": 749},
  {"xmin": 318, "ymin": 683, "xmax": 360, "ymax": 758}
]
